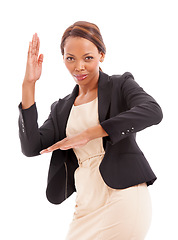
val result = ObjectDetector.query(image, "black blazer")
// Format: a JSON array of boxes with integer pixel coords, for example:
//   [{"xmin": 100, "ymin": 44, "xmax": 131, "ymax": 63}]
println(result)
[{"xmin": 18, "ymin": 71, "xmax": 163, "ymax": 204}]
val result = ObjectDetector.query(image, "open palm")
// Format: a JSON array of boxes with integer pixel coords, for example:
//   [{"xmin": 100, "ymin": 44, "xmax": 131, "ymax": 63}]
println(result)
[{"xmin": 24, "ymin": 33, "xmax": 43, "ymax": 83}]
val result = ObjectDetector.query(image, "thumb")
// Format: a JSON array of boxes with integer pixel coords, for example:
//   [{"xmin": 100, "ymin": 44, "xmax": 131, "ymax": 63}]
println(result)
[{"xmin": 38, "ymin": 54, "xmax": 44, "ymax": 64}]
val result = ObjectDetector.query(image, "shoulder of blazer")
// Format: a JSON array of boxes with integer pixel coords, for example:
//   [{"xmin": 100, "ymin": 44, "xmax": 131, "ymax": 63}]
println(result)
[
  {"xmin": 49, "ymin": 71, "xmax": 135, "ymax": 117},
  {"xmin": 49, "ymin": 85, "xmax": 78, "ymax": 114},
  {"xmin": 110, "ymin": 72, "xmax": 134, "ymax": 85}
]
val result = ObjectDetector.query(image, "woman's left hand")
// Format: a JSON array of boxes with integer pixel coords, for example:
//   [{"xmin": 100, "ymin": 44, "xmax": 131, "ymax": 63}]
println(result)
[
  {"xmin": 40, "ymin": 124, "xmax": 108, "ymax": 154},
  {"xmin": 40, "ymin": 131, "xmax": 90, "ymax": 154}
]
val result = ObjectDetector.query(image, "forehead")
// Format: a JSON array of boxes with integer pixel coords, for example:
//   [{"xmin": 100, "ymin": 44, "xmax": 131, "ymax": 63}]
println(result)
[{"xmin": 64, "ymin": 37, "xmax": 98, "ymax": 55}]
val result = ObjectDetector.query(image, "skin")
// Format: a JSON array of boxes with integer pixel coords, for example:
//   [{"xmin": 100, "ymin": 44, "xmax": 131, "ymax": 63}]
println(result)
[
  {"xmin": 22, "ymin": 33, "xmax": 108, "ymax": 154},
  {"xmin": 63, "ymin": 36, "xmax": 105, "ymax": 105}
]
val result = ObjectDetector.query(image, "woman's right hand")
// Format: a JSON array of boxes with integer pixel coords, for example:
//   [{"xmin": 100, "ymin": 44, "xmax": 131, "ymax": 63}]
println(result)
[
  {"xmin": 22, "ymin": 33, "xmax": 43, "ymax": 109},
  {"xmin": 24, "ymin": 33, "xmax": 43, "ymax": 83}
]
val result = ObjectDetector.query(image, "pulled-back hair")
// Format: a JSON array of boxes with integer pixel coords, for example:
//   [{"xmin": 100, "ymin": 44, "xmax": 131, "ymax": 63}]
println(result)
[{"xmin": 60, "ymin": 21, "xmax": 106, "ymax": 56}]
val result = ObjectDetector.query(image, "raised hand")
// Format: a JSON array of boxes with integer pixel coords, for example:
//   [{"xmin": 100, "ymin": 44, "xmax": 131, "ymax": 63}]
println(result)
[
  {"xmin": 24, "ymin": 33, "xmax": 43, "ymax": 83},
  {"xmin": 22, "ymin": 33, "xmax": 44, "ymax": 109}
]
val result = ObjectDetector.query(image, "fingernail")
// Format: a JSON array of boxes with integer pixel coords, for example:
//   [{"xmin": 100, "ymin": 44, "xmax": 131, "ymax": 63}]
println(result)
[{"xmin": 47, "ymin": 148, "xmax": 52, "ymax": 152}]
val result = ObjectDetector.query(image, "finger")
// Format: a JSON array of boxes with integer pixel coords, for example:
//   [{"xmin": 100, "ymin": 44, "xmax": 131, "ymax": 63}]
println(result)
[
  {"xmin": 47, "ymin": 143, "xmax": 61, "ymax": 152},
  {"xmin": 58, "ymin": 136, "xmax": 84, "ymax": 150},
  {"xmin": 59, "ymin": 139, "xmax": 81, "ymax": 150},
  {"xmin": 60, "ymin": 145, "xmax": 73, "ymax": 150},
  {"xmin": 28, "ymin": 41, "xmax": 32, "ymax": 58},
  {"xmin": 40, "ymin": 149, "xmax": 50, "ymax": 154},
  {"xmin": 32, "ymin": 33, "xmax": 38, "ymax": 55},
  {"xmin": 40, "ymin": 138, "xmax": 70, "ymax": 154},
  {"xmin": 40, "ymin": 144, "xmax": 64, "ymax": 154},
  {"xmin": 60, "ymin": 142, "xmax": 84, "ymax": 150},
  {"xmin": 48, "ymin": 138, "xmax": 69, "ymax": 151},
  {"xmin": 59, "ymin": 140, "xmax": 84, "ymax": 150},
  {"xmin": 38, "ymin": 54, "xmax": 44, "ymax": 65},
  {"xmin": 36, "ymin": 36, "xmax": 40, "ymax": 56}
]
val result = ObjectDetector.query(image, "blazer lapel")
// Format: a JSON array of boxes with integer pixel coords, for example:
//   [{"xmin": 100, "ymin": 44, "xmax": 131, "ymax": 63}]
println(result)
[
  {"xmin": 98, "ymin": 71, "xmax": 112, "ymax": 123},
  {"xmin": 56, "ymin": 84, "xmax": 79, "ymax": 139},
  {"xmin": 56, "ymin": 71, "xmax": 112, "ymax": 140}
]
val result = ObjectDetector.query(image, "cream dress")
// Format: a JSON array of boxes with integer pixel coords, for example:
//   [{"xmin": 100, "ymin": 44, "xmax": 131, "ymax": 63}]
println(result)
[{"xmin": 65, "ymin": 98, "xmax": 152, "ymax": 240}]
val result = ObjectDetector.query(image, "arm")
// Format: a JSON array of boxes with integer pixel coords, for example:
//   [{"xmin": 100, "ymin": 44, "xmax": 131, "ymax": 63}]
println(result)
[
  {"xmin": 100, "ymin": 73, "xmax": 163, "ymax": 145},
  {"xmin": 40, "ymin": 73, "xmax": 163, "ymax": 153},
  {"xmin": 22, "ymin": 33, "xmax": 43, "ymax": 109},
  {"xmin": 40, "ymin": 124, "xmax": 108, "ymax": 154},
  {"xmin": 19, "ymin": 102, "xmax": 57, "ymax": 157},
  {"xmin": 19, "ymin": 33, "xmax": 55, "ymax": 157}
]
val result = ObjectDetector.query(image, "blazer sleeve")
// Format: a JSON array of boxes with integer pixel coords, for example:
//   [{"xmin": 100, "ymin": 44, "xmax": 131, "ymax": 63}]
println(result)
[
  {"xmin": 18, "ymin": 102, "xmax": 57, "ymax": 157},
  {"xmin": 100, "ymin": 73, "xmax": 163, "ymax": 145}
]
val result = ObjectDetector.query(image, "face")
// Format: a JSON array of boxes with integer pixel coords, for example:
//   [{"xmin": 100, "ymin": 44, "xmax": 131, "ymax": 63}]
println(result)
[{"xmin": 63, "ymin": 37, "xmax": 105, "ymax": 87}]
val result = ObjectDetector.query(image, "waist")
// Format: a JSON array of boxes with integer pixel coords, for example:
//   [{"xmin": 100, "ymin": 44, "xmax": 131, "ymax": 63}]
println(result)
[{"xmin": 76, "ymin": 151, "xmax": 105, "ymax": 165}]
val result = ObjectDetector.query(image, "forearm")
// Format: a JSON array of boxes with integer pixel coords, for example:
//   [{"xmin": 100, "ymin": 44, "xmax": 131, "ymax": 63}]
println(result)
[
  {"xmin": 22, "ymin": 80, "xmax": 36, "ymax": 109},
  {"xmin": 19, "ymin": 101, "xmax": 56, "ymax": 156},
  {"xmin": 85, "ymin": 124, "xmax": 108, "ymax": 141},
  {"xmin": 40, "ymin": 124, "xmax": 109, "ymax": 153}
]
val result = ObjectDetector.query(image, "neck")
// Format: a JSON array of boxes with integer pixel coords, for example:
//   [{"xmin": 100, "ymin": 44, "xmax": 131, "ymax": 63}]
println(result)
[{"xmin": 78, "ymin": 82, "xmax": 98, "ymax": 96}]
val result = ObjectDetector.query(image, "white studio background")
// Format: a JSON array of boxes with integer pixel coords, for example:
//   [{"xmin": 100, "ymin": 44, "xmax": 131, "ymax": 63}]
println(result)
[{"xmin": 0, "ymin": 0, "xmax": 177, "ymax": 239}]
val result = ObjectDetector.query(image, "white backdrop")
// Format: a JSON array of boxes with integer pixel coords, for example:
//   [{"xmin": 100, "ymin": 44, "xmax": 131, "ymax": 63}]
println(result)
[{"xmin": 0, "ymin": 0, "xmax": 177, "ymax": 239}]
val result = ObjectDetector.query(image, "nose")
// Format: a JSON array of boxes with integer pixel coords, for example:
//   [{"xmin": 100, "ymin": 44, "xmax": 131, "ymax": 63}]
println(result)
[{"xmin": 75, "ymin": 60, "xmax": 85, "ymax": 71}]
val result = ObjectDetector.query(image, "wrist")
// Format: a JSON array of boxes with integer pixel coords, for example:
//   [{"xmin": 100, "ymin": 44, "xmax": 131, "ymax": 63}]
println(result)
[
  {"xmin": 22, "ymin": 79, "xmax": 36, "ymax": 110},
  {"xmin": 85, "ymin": 124, "xmax": 108, "ymax": 141},
  {"xmin": 22, "ymin": 78, "xmax": 36, "ymax": 87}
]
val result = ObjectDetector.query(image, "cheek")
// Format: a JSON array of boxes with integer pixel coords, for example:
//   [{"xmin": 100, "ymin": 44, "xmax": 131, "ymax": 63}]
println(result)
[
  {"xmin": 64, "ymin": 62, "xmax": 73, "ymax": 72},
  {"xmin": 87, "ymin": 60, "xmax": 100, "ymax": 71}
]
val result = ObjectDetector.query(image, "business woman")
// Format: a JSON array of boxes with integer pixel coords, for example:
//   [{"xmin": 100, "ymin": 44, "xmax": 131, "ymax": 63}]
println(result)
[{"xmin": 19, "ymin": 21, "xmax": 163, "ymax": 239}]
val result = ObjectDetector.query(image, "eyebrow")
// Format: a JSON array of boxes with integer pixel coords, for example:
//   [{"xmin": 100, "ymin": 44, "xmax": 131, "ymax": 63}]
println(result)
[{"xmin": 66, "ymin": 52, "xmax": 93, "ymax": 57}]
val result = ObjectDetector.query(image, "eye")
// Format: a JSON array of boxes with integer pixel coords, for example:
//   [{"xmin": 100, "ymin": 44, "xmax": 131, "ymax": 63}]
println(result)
[
  {"xmin": 85, "ymin": 56, "xmax": 94, "ymax": 61},
  {"xmin": 66, "ymin": 57, "xmax": 74, "ymax": 62}
]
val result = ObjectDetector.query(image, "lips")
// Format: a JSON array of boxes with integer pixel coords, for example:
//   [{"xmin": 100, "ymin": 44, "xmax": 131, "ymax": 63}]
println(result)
[{"xmin": 74, "ymin": 74, "xmax": 88, "ymax": 81}]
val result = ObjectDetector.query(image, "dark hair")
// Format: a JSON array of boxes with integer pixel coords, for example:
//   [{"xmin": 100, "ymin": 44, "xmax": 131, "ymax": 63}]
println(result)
[{"xmin": 60, "ymin": 21, "xmax": 106, "ymax": 72}]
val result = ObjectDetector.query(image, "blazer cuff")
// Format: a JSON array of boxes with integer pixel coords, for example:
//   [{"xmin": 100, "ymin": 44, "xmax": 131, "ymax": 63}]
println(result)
[
  {"xmin": 100, "ymin": 119, "xmax": 135, "ymax": 145},
  {"xmin": 100, "ymin": 120, "xmax": 120, "ymax": 145},
  {"xmin": 18, "ymin": 102, "xmax": 36, "ymax": 111},
  {"xmin": 18, "ymin": 102, "xmax": 38, "ymax": 136}
]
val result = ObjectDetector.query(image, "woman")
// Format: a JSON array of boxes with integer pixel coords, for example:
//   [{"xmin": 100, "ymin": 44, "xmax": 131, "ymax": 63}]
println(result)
[{"xmin": 19, "ymin": 21, "xmax": 163, "ymax": 239}]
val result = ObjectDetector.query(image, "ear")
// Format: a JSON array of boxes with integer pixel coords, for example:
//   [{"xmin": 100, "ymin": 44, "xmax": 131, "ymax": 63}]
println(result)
[{"xmin": 99, "ymin": 52, "xmax": 105, "ymax": 63}]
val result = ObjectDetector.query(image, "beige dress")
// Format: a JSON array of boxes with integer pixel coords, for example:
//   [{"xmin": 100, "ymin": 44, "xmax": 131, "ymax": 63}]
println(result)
[{"xmin": 65, "ymin": 98, "xmax": 152, "ymax": 240}]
